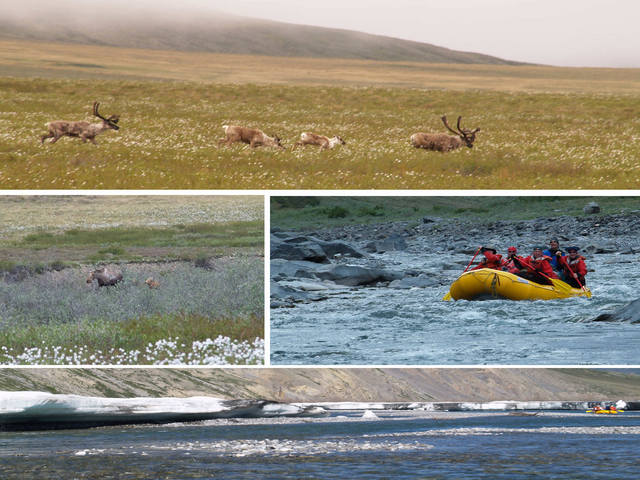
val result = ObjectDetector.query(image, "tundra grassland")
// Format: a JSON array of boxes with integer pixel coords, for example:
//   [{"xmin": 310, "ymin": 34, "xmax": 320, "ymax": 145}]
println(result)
[
  {"xmin": 1, "ymin": 40, "xmax": 640, "ymax": 189},
  {"xmin": 0, "ymin": 196, "xmax": 265, "ymax": 365}
]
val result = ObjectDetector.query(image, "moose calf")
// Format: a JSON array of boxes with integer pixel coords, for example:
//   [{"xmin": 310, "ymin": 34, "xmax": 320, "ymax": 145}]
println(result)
[{"xmin": 86, "ymin": 267, "xmax": 123, "ymax": 287}]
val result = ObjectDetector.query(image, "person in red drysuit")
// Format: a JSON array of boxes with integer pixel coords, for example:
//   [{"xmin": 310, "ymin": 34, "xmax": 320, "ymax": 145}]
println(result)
[
  {"xmin": 502, "ymin": 246, "xmax": 521, "ymax": 274},
  {"xmin": 519, "ymin": 246, "xmax": 558, "ymax": 284},
  {"xmin": 471, "ymin": 246, "xmax": 504, "ymax": 271},
  {"xmin": 558, "ymin": 246, "xmax": 587, "ymax": 288}
]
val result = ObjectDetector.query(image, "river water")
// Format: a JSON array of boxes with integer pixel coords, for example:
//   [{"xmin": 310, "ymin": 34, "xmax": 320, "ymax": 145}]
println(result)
[
  {"xmin": 2, "ymin": 411, "xmax": 638, "ymax": 479},
  {"xmin": 271, "ymin": 251, "xmax": 640, "ymax": 365}
]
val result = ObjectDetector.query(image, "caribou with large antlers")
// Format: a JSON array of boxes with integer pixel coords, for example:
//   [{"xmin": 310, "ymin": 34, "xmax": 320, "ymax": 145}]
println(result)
[
  {"xmin": 41, "ymin": 101, "xmax": 120, "ymax": 144},
  {"xmin": 411, "ymin": 116, "xmax": 480, "ymax": 152}
]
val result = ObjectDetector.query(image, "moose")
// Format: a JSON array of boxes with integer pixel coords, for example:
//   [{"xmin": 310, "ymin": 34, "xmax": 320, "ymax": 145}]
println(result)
[
  {"xmin": 295, "ymin": 132, "xmax": 346, "ymax": 149},
  {"xmin": 411, "ymin": 116, "xmax": 480, "ymax": 152},
  {"xmin": 41, "ymin": 101, "xmax": 120, "ymax": 144},
  {"xmin": 86, "ymin": 267, "xmax": 123, "ymax": 287},
  {"xmin": 218, "ymin": 125, "xmax": 284, "ymax": 149}
]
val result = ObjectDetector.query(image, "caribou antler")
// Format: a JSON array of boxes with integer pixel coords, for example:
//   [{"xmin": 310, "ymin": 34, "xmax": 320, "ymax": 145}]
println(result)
[
  {"xmin": 441, "ymin": 115, "xmax": 460, "ymax": 136},
  {"xmin": 455, "ymin": 116, "xmax": 480, "ymax": 135},
  {"xmin": 93, "ymin": 101, "xmax": 119, "ymax": 128},
  {"xmin": 93, "ymin": 101, "xmax": 104, "ymax": 120}
]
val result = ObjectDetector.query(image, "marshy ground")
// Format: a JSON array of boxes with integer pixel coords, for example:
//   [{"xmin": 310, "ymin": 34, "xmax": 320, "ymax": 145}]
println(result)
[{"xmin": 0, "ymin": 196, "xmax": 265, "ymax": 365}]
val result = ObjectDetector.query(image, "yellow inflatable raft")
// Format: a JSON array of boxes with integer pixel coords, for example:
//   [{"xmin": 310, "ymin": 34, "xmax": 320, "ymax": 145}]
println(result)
[
  {"xmin": 444, "ymin": 268, "xmax": 592, "ymax": 301},
  {"xmin": 586, "ymin": 410, "xmax": 621, "ymax": 414}
]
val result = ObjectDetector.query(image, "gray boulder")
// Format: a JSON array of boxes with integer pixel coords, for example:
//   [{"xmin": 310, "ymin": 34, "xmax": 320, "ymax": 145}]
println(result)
[
  {"xmin": 584, "ymin": 202, "xmax": 601, "ymax": 214},
  {"xmin": 315, "ymin": 264, "xmax": 402, "ymax": 286},
  {"xmin": 388, "ymin": 275, "xmax": 440, "ymax": 289},
  {"xmin": 364, "ymin": 234, "xmax": 408, "ymax": 253},
  {"xmin": 269, "ymin": 281, "xmax": 328, "ymax": 304},
  {"xmin": 271, "ymin": 234, "xmax": 365, "ymax": 261},
  {"xmin": 376, "ymin": 234, "xmax": 408, "ymax": 252},
  {"xmin": 270, "ymin": 241, "xmax": 328, "ymax": 263},
  {"xmin": 593, "ymin": 298, "xmax": 640, "ymax": 323},
  {"xmin": 315, "ymin": 239, "xmax": 365, "ymax": 258},
  {"xmin": 270, "ymin": 259, "xmax": 323, "ymax": 279}
]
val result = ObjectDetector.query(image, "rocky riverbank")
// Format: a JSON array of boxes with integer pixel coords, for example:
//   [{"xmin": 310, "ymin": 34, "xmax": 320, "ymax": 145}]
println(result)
[{"xmin": 271, "ymin": 210, "xmax": 640, "ymax": 313}]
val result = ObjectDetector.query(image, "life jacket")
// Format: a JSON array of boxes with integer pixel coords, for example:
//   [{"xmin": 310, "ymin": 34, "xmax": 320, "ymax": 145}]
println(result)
[
  {"xmin": 564, "ymin": 255, "xmax": 587, "ymax": 277},
  {"xmin": 524, "ymin": 254, "xmax": 558, "ymax": 279},
  {"xmin": 503, "ymin": 256, "xmax": 521, "ymax": 274},
  {"xmin": 471, "ymin": 251, "xmax": 504, "ymax": 270}
]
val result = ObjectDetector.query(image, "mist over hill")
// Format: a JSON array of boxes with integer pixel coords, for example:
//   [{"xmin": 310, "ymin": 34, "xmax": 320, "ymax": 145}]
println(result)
[{"xmin": 0, "ymin": 2, "xmax": 520, "ymax": 65}]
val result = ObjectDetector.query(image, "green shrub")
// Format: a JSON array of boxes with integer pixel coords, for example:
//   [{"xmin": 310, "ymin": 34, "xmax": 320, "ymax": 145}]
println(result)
[{"xmin": 324, "ymin": 206, "xmax": 349, "ymax": 218}]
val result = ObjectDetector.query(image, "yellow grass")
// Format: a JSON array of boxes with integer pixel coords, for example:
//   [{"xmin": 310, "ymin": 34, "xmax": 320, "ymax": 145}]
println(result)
[
  {"xmin": 2, "ymin": 40, "xmax": 640, "ymax": 94},
  {"xmin": 1, "ymin": 40, "xmax": 640, "ymax": 189}
]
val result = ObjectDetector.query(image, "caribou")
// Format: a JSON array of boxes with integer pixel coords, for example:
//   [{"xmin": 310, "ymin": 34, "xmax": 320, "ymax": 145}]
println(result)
[
  {"xmin": 41, "ymin": 101, "xmax": 120, "ymax": 144},
  {"xmin": 295, "ymin": 132, "xmax": 346, "ymax": 150},
  {"xmin": 218, "ymin": 125, "xmax": 284, "ymax": 149},
  {"xmin": 411, "ymin": 116, "xmax": 480, "ymax": 152},
  {"xmin": 86, "ymin": 267, "xmax": 123, "ymax": 287},
  {"xmin": 145, "ymin": 277, "xmax": 160, "ymax": 289}
]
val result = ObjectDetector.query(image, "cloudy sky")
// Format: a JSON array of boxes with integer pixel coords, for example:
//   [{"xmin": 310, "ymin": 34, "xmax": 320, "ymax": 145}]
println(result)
[
  {"xmin": 6, "ymin": 0, "xmax": 640, "ymax": 67},
  {"xmin": 203, "ymin": 0, "xmax": 639, "ymax": 68}
]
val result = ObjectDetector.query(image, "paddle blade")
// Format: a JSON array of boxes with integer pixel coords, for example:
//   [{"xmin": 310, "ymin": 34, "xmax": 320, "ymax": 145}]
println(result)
[
  {"xmin": 549, "ymin": 278, "xmax": 573, "ymax": 293},
  {"xmin": 443, "ymin": 292, "xmax": 452, "ymax": 301}
]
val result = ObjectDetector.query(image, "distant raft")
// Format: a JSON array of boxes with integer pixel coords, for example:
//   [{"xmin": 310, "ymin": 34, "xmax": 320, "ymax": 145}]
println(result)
[
  {"xmin": 586, "ymin": 409, "xmax": 622, "ymax": 414},
  {"xmin": 444, "ymin": 268, "xmax": 592, "ymax": 301}
]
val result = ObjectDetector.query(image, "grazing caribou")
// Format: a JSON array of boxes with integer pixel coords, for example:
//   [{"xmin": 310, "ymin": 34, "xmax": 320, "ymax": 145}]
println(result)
[
  {"xmin": 295, "ymin": 132, "xmax": 346, "ymax": 150},
  {"xmin": 411, "ymin": 116, "xmax": 480, "ymax": 152},
  {"xmin": 145, "ymin": 277, "xmax": 160, "ymax": 289},
  {"xmin": 86, "ymin": 267, "xmax": 123, "ymax": 287},
  {"xmin": 218, "ymin": 125, "xmax": 284, "ymax": 149},
  {"xmin": 41, "ymin": 101, "xmax": 120, "ymax": 144}
]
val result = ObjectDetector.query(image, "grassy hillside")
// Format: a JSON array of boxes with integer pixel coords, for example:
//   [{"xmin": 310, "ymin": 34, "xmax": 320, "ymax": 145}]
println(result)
[
  {"xmin": 271, "ymin": 196, "xmax": 640, "ymax": 231},
  {"xmin": 1, "ymin": 40, "xmax": 637, "ymax": 92},
  {"xmin": 0, "ymin": 368, "xmax": 638, "ymax": 402},
  {"xmin": 0, "ymin": 9, "xmax": 518, "ymax": 64},
  {"xmin": 0, "ymin": 196, "xmax": 263, "ymax": 264}
]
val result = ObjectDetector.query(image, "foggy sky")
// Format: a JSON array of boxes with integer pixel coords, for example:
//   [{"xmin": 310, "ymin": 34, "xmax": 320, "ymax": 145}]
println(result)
[{"xmin": 4, "ymin": 0, "xmax": 639, "ymax": 68}]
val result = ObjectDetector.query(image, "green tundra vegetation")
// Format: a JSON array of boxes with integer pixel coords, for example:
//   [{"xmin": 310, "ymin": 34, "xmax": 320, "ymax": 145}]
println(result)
[
  {"xmin": 1, "ymin": 40, "xmax": 639, "ymax": 189},
  {"xmin": 0, "ymin": 196, "xmax": 265, "ymax": 365},
  {"xmin": 271, "ymin": 196, "xmax": 640, "ymax": 231}
]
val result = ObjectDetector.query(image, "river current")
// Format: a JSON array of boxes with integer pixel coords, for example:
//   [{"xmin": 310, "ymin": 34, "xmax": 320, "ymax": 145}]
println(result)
[
  {"xmin": 2, "ymin": 411, "xmax": 638, "ymax": 479},
  {"xmin": 271, "ymin": 251, "xmax": 640, "ymax": 365}
]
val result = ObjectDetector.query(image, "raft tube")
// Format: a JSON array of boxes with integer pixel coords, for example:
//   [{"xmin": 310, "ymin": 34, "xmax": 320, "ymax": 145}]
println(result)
[{"xmin": 445, "ymin": 268, "xmax": 591, "ymax": 301}]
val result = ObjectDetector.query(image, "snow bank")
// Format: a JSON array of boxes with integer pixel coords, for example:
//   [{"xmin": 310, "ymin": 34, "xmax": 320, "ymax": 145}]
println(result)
[{"xmin": 0, "ymin": 391, "xmax": 326, "ymax": 430}]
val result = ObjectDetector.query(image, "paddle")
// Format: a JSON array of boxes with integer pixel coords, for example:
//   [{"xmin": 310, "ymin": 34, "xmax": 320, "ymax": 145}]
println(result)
[
  {"xmin": 463, "ymin": 246, "xmax": 483, "ymax": 273},
  {"xmin": 514, "ymin": 256, "xmax": 575, "ymax": 295},
  {"xmin": 558, "ymin": 254, "xmax": 589, "ymax": 294},
  {"xmin": 443, "ymin": 246, "xmax": 482, "ymax": 300}
]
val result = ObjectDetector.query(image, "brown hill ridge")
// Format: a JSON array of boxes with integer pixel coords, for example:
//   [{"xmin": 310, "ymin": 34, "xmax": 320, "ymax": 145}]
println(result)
[{"xmin": 0, "ymin": 368, "xmax": 638, "ymax": 402}]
